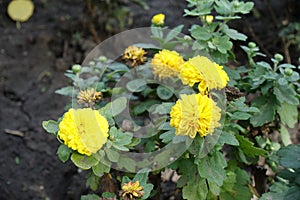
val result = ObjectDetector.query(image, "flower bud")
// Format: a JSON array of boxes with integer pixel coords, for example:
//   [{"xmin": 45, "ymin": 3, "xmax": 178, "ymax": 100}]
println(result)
[
  {"xmin": 205, "ymin": 15, "xmax": 214, "ymax": 24},
  {"xmin": 152, "ymin": 13, "xmax": 165, "ymax": 26},
  {"xmin": 234, "ymin": 1, "xmax": 240, "ymax": 7},
  {"xmin": 284, "ymin": 68, "xmax": 293, "ymax": 76},
  {"xmin": 248, "ymin": 42, "xmax": 256, "ymax": 48},
  {"xmin": 274, "ymin": 53, "xmax": 284, "ymax": 62},
  {"xmin": 184, "ymin": 35, "xmax": 192, "ymax": 41},
  {"xmin": 72, "ymin": 64, "xmax": 81, "ymax": 73},
  {"xmin": 97, "ymin": 56, "xmax": 107, "ymax": 63},
  {"xmin": 88, "ymin": 61, "xmax": 95, "ymax": 66}
]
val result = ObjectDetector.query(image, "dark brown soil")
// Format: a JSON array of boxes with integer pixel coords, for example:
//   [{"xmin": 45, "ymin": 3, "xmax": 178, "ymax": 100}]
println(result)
[{"xmin": 0, "ymin": 0, "xmax": 299, "ymax": 199}]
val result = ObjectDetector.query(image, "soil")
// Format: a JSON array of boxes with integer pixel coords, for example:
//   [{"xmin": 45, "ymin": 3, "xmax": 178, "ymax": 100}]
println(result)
[{"xmin": 0, "ymin": 0, "xmax": 299, "ymax": 200}]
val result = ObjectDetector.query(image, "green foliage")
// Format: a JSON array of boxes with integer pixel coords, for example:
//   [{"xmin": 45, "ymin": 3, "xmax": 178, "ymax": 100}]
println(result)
[
  {"xmin": 42, "ymin": 120, "xmax": 59, "ymax": 136},
  {"xmin": 71, "ymin": 153, "xmax": 99, "ymax": 170},
  {"xmin": 238, "ymin": 43, "xmax": 300, "ymax": 144},
  {"xmin": 107, "ymin": 127, "xmax": 133, "ymax": 151},
  {"xmin": 80, "ymin": 194, "xmax": 101, "ymax": 200},
  {"xmin": 219, "ymin": 165, "xmax": 252, "ymax": 200},
  {"xmin": 185, "ymin": 0, "xmax": 253, "ymax": 63},
  {"xmin": 279, "ymin": 22, "xmax": 300, "ymax": 50},
  {"xmin": 236, "ymin": 134, "xmax": 267, "ymax": 158},
  {"xmin": 278, "ymin": 144, "xmax": 300, "ymax": 169},
  {"xmin": 196, "ymin": 151, "xmax": 227, "ymax": 186},
  {"xmin": 86, "ymin": 172, "xmax": 101, "ymax": 192},
  {"xmin": 182, "ymin": 176, "xmax": 208, "ymax": 200},
  {"xmin": 57, "ymin": 144, "xmax": 72, "ymax": 163},
  {"xmin": 260, "ymin": 145, "xmax": 300, "ymax": 200}
]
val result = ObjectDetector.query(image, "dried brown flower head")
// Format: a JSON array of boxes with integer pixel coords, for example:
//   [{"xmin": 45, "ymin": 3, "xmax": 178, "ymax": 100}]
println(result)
[
  {"xmin": 77, "ymin": 88, "xmax": 102, "ymax": 107},
  {"xmin": 120, "ymin": 181, "xmax": 144, "ymax": 200},
  {"xmin": 122, "ymin": 46, "xmax": 147, "ymax": 67}
]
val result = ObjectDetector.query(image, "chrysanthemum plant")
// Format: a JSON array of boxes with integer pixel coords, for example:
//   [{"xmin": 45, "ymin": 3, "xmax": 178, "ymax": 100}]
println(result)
[{"xmin": 43, "ymin": 0, "xmax": 300, "ymax": 199}]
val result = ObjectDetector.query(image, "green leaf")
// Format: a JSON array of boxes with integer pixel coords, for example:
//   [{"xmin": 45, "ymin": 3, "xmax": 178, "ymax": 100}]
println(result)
[
  {"xmin": 257, "ymin": 61, "xmax": 272, "ymax": 70},
  {"xmin": 126, "ymin": 79, "xmax": 147, "ymax": 92},
  {"xmin": 92, "ymin": 161, "xmax": 110, "ymax": 177},
  {"xmin": 220, "ymin": 167, "xmax": 252, "ymax": 200},
  {"xmin": 213, "ymin": 36, "xmax": 233, "ymax": 54},
  {"xmin": 182, "ymin": 176, "xmax": 208, "ymax": 200},
  {"xmin": 191, "ymin": 25, "xmax": 212, "ymax": 41},
  {"xmin": 215, "ymin": 0, "xmax": 232, "ymax": 15},
  {"xmin": 233, "ymin": 2, "xmax": 254, "ymax": 14},
  {"xmin": 105, "ymin": 147, "xmax": 119, "ymax": 162},
  {"xmin": 228, "ymin": 97, "xmax": 260, "ymax": 113},
  {"xmin": 280, "ymin": 124, "xmax": 292, "ymax": 146},
  {"xmin": 218, "ymin": 132, "xmax": 239, "ymax": 146},
  {"xmin": 278, "ymin": 103, "xmax": 298, "ymax": 128},
  {"xmin": 250, "ymin": 95, "xmax": 277, "ymax": 127},
  {"xmin": 133, "ymin": 99, "xmax": 161, "ymax": 115},
  {"xmin": 57, "ymin": 144, "xmax": 72, "ymax": 163},
  {"xmin": 210, "ymin": 50, "xmax": 228, "ymax": 64},
  {"xmin": 160, "ymin": 129, "xmax": 176, "ymax": 143},
  {"xmin": 192, "ymin": 40, "xmax": 207, "ymax": 50},
  {"xmin": 150, "ymin": 102, "xmax": 174, "ymax": 114},
  {"xmin": 86, "ymin": 172, "xmax": 101, "ymax": 191},
  {"xmin": 42, "ymin": 120, "xmax": 59, "ymax": 135},
  {"xmin": 118, "ymin": 156, "xmax": 136, "ymax": 172},
  {"xmin": 110, "ymin": 97, "xmax": 127, "ymax": 116},
  {"xmin": 134, "ymin": 43, "xmax": 160, "ymax": 49},
  {"xmin": 102, "ymin": 192, "xmax": 116, "ymax": 198},
  {"xmin": 132, "ymin": 169, "xmax": 148, "ymax": 183},
  {"xmin": 215, "ymin": 15, "xmax": 241, "ymax": 20},
  {"xmin": 99, "ymin": 97, "xmax": 127, "ymax": 117},
  {"xmin": 231, "ymin": 112, "xmax": 252, "ymax": 120},
  {"xmin": 223, "ymin": 27, "xmax": 247, "ymax": 41},
  {"xmin": 278, "ymin": 144, "xmax": 300, "ymax": 169},
  {"xmin": 71, "ymin": 153, "xmax": 99, "ymax": 170},
  {"xmin": 208, "ymin": 180, "xmax": 220, "ymax": 195},
  {"xmin": 184, "ymin": 0, "xmax": 213, "ymax": 16},
  {"xmin": 236, "ymin": 134, "xmax": 267, "ymax": 158},
  {"xmin": 55, "ymin": 86, "xmax": 74, "ymax": 96},
  {"xmin": 109, "ymin": 128, "xmax": 132, "ymax": 151},
  {"xmin": 273, "ymin": 85, "xmax": 299, "ymax": 105},
  {"xmin": 165, "ymin": 25, "xmax": 184, "ymax": 43},
  {"xmin": 80, "ymin": 194, "xmax": 100, "ymax": 200},
  {"xmin": 260, "ymin": 182, "xmax": 289, "ymax": 200},
  {"xmin": 108, "ymin": 62, "xmax": 129, "ymax": 71},
  {"xmin": 196, "ymin": 151, "xmax": 227, "ymax": 186},
  {"xmin": 278, "ymin": 77, "xmax": 288, "ymax": 86},
  {"xmin": 284, "ymin": 186, "xmax": 300, "ymax": 200},
  {"xmin": 156, "ymin": 85, "xmax": 174, "ymax": 100}
]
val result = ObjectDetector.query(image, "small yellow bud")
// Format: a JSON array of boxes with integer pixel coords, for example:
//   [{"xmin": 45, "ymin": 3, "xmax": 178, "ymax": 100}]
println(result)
[
  {"xmin": 151, "ymin": 13, "xmax": 165, "ymax": 26},
  {"xmin": 205, "ymin": 15, "xmax": 214, "ymax": 24}
]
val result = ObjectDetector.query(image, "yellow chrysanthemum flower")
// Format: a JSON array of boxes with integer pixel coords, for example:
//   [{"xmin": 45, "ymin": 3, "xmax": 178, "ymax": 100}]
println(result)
[
  {"xmin": 151, "ymin": 13, "xmax": 165, "ymax": 26},
  {"xmin": 170, "ymin": 93, "xmax": 221, "ymax": 138},
  {"xmin": 121, "ymin": 181, "xmax": 144, "ymax": 199},
  {"xmin": 122, "ymin": 45, "xmax": 147, "ymax": 67},
  {"xmin": 58, "ymin": 108, "xmax": 109, "ymax": 156},
  {"xmin": 151, "ymin": 49, "xmax": 184, "ymax": 80},
  {"xmin": 179, "ymin": 56, "xmax": 229, "ymax": 94}
]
